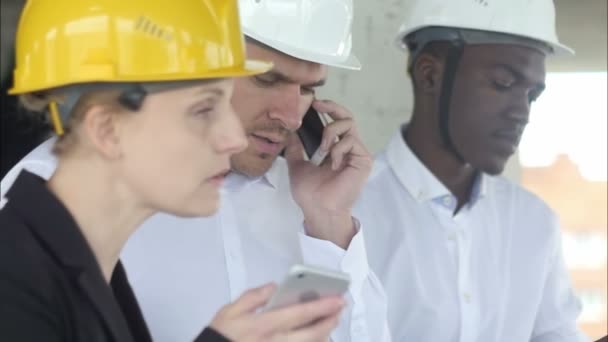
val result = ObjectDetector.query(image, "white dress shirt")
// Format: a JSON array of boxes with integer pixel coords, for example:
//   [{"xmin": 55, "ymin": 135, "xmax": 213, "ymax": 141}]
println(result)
[
  {"xmin": 1, "ymin": 137, "xmax": 390, "ymax": 342},
  {"xmin": 354, "ymin": 129, "xmax": 587, "ymax": 342}
]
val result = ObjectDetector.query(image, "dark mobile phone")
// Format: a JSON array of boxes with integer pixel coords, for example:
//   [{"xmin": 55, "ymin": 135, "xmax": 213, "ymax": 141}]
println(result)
[{"xmin": 296, "ymin": 106, "xmax": 326, "ymax": 164}]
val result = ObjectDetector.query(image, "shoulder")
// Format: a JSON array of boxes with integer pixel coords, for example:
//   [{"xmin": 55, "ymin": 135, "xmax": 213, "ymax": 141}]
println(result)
[
  {"xmin": 0, "ymin": 208, "xmax": 68, "ymax": 340},
  {"xmin": 369, "ymin": 152, "xmax": 392, "ymax": 181},
  {"xmin": 1, "ymin": 138, "xmax": 58, "ymax": 207},
  {"xmin": 489, "ymin": 175, "xmax": 561, "ymax": 242},
  {"xmin": 361, "ymin": 153, "xmax": 398, "ymax": 200},
  {"xmin": 0, "ymin": 207, "xmax": 60, "ymax": 304},
  {"xmin": 490, "ymin": 176, "xmax": 557, "ymax": 219}
]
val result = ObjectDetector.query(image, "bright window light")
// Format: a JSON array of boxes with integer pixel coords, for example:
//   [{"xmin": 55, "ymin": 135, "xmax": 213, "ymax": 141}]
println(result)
[{"xmin": 519, "ymin": 72, "xmax": 607, "ymax": 181}]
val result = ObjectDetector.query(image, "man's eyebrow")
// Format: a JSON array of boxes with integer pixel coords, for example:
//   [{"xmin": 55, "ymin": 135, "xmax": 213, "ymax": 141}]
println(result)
[{"xmin": 260, "ymin": 70, "xmax": 326, "ymax": 88}]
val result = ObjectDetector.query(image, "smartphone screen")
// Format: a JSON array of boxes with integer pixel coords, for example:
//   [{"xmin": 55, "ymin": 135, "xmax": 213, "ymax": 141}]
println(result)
[{"xmin": 297, "ymin": 106, "xmax": 327, "ymax": 165}]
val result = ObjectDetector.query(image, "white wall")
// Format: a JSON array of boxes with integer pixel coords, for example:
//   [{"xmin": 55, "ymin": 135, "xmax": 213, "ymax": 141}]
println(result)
[{"xmin": 318, "ymin": 0, "xmax": 410, "ymax": 154}]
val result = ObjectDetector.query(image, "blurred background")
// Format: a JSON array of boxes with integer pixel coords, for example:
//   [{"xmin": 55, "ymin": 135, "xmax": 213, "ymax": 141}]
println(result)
[{"xmin": 1, "ymin": 0, "xmax": 606, "ymax": 339}]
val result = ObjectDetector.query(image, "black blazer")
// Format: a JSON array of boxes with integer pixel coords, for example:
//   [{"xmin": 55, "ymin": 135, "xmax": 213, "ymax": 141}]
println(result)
[{"xmin": 0, "ymin": 171, "xmax": 227, "ymax": 342}]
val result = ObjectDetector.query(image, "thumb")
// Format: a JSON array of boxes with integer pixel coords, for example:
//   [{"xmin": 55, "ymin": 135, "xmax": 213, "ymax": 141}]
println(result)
[
  {"xmin": 228, "ymin": 283, "xmax": 277, "ymax": 315},
  {"xmin": 283, "ymin": 133, "xmax": 306, "ymax": 167}
]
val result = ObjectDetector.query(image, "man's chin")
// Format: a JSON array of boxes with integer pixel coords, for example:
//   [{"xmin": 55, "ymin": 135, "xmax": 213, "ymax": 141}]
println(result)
[
  {"xmin": 230, "ymin": 152, "xmax": 276, "ymax": 178},
  {"xmin": 478, "ymin": 159, "xmax": 508, "ymax": 176}
]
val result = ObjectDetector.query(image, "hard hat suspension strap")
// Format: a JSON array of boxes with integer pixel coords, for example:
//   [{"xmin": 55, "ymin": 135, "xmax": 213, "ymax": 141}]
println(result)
[
  {"xmin": 51, "ymin": 83, "xmax": 149, "ymax": 136},
  {"xmin": 438, "ymin": 41, "xmax": 466, "ymax": 163}
]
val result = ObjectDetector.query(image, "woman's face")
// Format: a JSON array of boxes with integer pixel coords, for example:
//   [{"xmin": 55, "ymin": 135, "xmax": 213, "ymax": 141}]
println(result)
[{"xmin": 117, "ymin": 79, "xmax": 247, "ymax": 217}]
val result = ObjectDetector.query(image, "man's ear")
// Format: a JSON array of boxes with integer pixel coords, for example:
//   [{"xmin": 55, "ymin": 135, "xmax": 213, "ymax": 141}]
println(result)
[
  {"xmin": 81, "ymin": 104, "xmax": 122, "ymax": 159},
  {"xmin": 412, "ymin": 53, "xmax": 444, "ymax": 94}
]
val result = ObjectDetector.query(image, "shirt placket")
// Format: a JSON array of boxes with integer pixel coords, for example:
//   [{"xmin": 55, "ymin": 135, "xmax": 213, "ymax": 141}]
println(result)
[
  {"xmin": 434, "ymin": 196, "xmax": 479, "ymax": 342},
  {"xmin": 454, "ymin": 211, "xmax": 479, "ymax": 342},
  {"xmin": 219, "ymin": 193, "xmax": 248, "ymax": 302}
]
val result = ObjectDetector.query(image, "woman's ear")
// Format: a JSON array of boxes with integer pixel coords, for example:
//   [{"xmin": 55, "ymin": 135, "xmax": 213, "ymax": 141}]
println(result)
[
  {"xmin": 81, "ymin": 104, "xmax": 122, "ymax": 159},
  {"xmin": 412, "ymin": 53, "xmax": 444, "ymax": 94}
]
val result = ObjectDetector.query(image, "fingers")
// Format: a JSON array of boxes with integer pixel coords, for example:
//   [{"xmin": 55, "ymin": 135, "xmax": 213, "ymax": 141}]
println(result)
[
  {"xmin": 223, "ymin": 283, "xmax": 276, "ymax": 316},
  {"xmin": 309, "ymin": 100, "xmax": 371, "ymax": 171},
  {"xmin": 319, "ymin": 118, "xmax": 355, "ymax": 153},
  {"xmin": 328, "ymin": 135, "xmax": 355, "ymax": 170},
  {"xmin": 258, "ymin": 297, "xmax": 344, "ymax": 334},
  {"xmin": 330, "ymin": 134, "xmax": 371, "ymax": 171},
  {"xmin": 312, "ymin": 99, "xmax": 354, "ymax": 121},
  {"xmin": 287, "ymin": 313, "xmax": 341, "ymax": 342},
  {"xmin": 313, "ymin": 100, "xmax": 360, "ymax": 153}
]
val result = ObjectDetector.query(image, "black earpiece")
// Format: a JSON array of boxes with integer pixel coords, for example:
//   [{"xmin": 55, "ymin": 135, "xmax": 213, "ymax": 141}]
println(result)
[{"xmin": 118, "ymin": 85, "xmax": 147, "ymax": 111}]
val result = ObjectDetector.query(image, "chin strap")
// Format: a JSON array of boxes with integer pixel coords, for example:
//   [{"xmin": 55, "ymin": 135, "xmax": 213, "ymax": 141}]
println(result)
[{"xmin": 437, "ymin": 41, "xmax": 466, "ymax": 163}]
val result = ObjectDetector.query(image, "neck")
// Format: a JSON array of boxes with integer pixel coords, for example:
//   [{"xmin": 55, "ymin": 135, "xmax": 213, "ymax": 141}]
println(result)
[
  {"xmin": 48, "ymin": 157, "xmax": 153, "ymax": 283},
  {"xmin": 405, "ymin": 107, "xmax": 477, "ymax": 208}
]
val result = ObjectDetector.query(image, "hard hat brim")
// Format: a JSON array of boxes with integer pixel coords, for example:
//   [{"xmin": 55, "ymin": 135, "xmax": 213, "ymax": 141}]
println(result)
[
  {"xmin": 279, "ymin": 43, "xmax": 362, "ymax": 70},
  {"xmin": 9, "ymin": 59, "xmax": 273, "ymax": 95},
  {"xmin": 245, "ymin": 32, "xmax": 361, "ymax": 71},
  {"xmin": 237, "ymin": 59, "xmax": 275, "ymax": 76},
  {"xmin": 271, "ymin": 40, "xmax": 362, "ymax": 70},
  {"xmin": 395, "ymin": 25, "xmax": 575, "ymax": 57}
]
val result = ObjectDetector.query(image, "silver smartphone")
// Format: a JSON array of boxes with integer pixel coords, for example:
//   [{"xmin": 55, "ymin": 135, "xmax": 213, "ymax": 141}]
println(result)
[{"xmin": 264, "ymin": 264, "xmax": 351, "ymax": 311}]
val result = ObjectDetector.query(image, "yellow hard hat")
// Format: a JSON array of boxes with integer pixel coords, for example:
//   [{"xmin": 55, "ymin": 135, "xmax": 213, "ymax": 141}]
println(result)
[{"xmin": 9, "ymin": 0, "xmax": 272, "ymax": 94}]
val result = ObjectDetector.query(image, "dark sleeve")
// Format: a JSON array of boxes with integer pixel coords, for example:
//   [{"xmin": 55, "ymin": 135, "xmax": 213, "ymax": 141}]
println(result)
[
  {"xmin": 193, "ymin": 327, "xmax": 231, "ymax": 342},
  {"xmin": 0, "ymin": 252, "xmax": 64, "ymax": 341}
]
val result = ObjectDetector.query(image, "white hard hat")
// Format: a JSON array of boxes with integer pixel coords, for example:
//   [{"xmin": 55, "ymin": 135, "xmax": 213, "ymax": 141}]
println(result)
[
  {"xmin": 395, "ymin": 0, "xmax": 574, "ymax": 56},
  {"xmin": 238, "ymin": 0, "xmax": 361, "ymax": 70}
]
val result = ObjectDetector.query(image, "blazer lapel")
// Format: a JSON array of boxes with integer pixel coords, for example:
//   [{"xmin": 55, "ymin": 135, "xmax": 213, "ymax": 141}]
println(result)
[{"xmin": 77, "ymin": 269, "xmax": 134, "ymax": 342}]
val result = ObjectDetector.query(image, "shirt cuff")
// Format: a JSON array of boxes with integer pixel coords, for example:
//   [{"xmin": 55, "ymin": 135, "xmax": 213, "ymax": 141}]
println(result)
[{"xmin": 298, "ymin": 218, "xmax": 370, "ymax": 298}]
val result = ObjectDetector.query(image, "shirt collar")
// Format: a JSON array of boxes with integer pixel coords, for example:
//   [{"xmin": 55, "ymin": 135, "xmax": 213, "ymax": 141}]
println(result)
[
  {"xmin": 471, "ymin": 172, "xmax": 488, "ymax": 204},
  {"xmin": 385, "ymin": 125, "xmax": 489, "ymax": 205},
  {"xmin": 264, "ymin": 157, "xmax": 284, "ymax": 189},
  {"xmin": 385, "ymin": 128, "xmax": 450, "ymax": 202}
]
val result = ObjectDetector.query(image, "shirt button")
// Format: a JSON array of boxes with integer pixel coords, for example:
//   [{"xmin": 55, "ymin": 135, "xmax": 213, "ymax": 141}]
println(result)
[
  {"xmin": 442, "ymin": 196, "xmax": 454, "ymax": 207},
  {"xmin": 448, "ymin": 233, "xmax": 457, "ymax": 241},
  {"xmin": 352, "ymin": 323, "xmax": 366, "ymax": 335},
  {"xmin": 463, "ymin": 292, "xmax": 472, "ymax": 303},
  {"xmin": 417, "ymin": 190, "xmax": 425, "ymax": 200}
]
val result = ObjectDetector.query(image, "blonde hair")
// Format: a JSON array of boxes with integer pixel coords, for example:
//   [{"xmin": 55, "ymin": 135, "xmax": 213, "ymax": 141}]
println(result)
[{"xmin": 19, "ymin": 89, "xmax": 124, "ymax": 155}]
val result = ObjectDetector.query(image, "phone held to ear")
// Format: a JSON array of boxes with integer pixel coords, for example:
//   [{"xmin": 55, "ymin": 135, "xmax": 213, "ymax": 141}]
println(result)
[
  {"xmin": 296, "ymin": 106, "xmax": 331, "ymax": 166},
  {"xmin": 264, "ymin": 264, "xmax": 351, "ymax": 311}
]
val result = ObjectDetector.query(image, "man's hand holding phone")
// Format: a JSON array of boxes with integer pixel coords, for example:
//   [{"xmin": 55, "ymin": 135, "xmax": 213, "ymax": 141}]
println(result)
[{"xmin": 284, "ymin": 99, "xmax": 372, "ymax": 250}]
